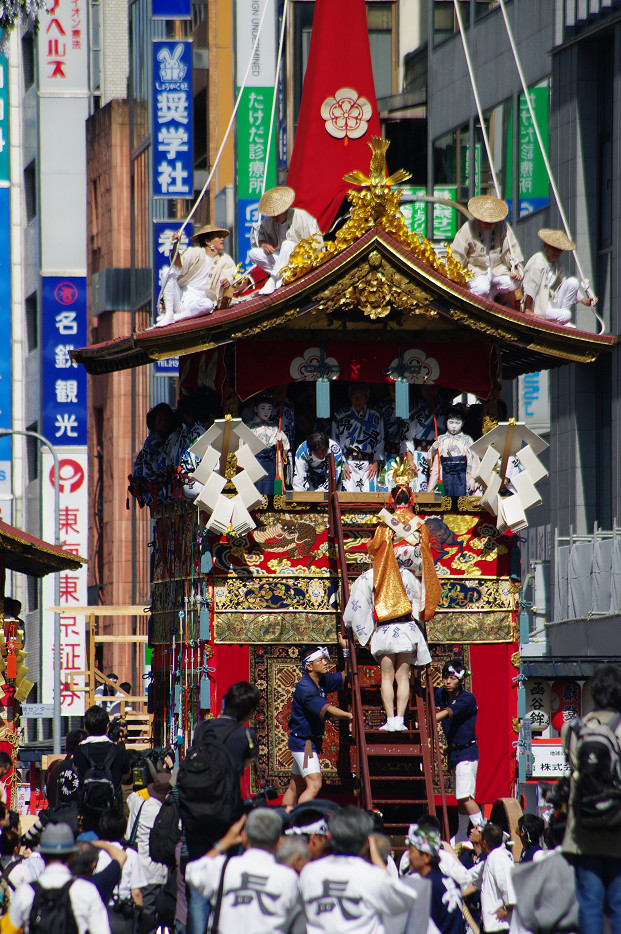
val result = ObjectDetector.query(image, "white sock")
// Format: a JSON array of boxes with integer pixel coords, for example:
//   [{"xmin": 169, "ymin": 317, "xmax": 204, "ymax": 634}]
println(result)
[{"xmin": 379, "ymin": 717, "xmax": 394, "ymax": 731}]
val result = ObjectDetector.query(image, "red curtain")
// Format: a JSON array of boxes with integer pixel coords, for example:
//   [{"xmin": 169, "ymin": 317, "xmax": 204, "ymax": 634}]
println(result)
[{"xmin": 470, "ymin": 642, "xmax": 518, "ymax": 803}]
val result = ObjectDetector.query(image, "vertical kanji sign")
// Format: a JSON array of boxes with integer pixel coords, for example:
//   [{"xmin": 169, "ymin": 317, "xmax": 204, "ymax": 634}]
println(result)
[
  {"xmin": 152, "ymin": 40, "xmax": 193, "ymax": 199},
  {"xmin": 41, "ymin": 277, "xmax": 88, "ymax": 446},
  {"xmin": 41, "ymin": 449, "xmax": 88, "ymax": 715},
  {"xmin": 235, "ymin": 0, "xmax": 277, "ymax": 264}
]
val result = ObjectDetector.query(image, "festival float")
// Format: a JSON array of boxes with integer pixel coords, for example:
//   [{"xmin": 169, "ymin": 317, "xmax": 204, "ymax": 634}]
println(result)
[{"xmin": 72, "ymin": 0, "xmax": 615, "ymax": 843}]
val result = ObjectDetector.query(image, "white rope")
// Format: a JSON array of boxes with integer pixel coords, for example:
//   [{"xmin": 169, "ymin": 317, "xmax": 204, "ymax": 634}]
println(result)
[
  {"xmin": 154, "ymin": 0, "xmax": 273, "ymax": 314},
  {"xmin": 452, "ymin": 0, "xmax": 520, "ymax": 275},
  {"xmin": 452, "ymin": 0, "xmax": 501, "ymax": 200},
  {"xmin": 496, "ymin": 0, "xmax": 604, "ymax": 333},
  {"xmin": 262, "ymin": 0, "xmax": 289, "ymax": 195}
]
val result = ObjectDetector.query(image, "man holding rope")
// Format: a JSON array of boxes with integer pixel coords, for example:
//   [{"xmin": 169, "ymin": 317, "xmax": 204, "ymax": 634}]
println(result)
[{"xmin": 156, "ymin": 224, "xmax": 237, "ymax": 326}]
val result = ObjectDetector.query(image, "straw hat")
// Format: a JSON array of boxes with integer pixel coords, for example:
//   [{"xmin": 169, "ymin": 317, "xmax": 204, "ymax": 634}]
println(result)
[
  {"xmin": 259, "ymin": 186, "xmax": 295, "ymax": 217},
  {"xmin": 538, "ymin": 228, "xmax": 576, "ymax": 251},
  {"xmin": 468, "ymin": 195, "xmax": 508, "ymax": 223},
  {"xmin": 191, "ymin": 224, "xmax": 230, "ymax": 242}
]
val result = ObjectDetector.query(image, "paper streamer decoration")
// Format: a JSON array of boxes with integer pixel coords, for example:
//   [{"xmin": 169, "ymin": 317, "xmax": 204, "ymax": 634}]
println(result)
[
  {"xmin": 190, "ymin": 417, "xmax": 268, "ymax": 535},
  {"xmin": 470, "ymin": 419, "xmax": 549, "ymax": 534}
]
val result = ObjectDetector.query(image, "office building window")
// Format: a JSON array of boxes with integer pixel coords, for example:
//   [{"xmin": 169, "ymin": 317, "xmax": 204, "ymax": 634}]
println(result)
[
  {"xmin": 433, "ymin": 0, "xmax": 469, "ymax": 43},
  {"xmin": 433, "ymin": 123, "xmax": 470, "ymax": 204},
  {"xmin": 26, "ymin": 422, "xmax": 38, "ymax": 483},
  {"xmin": 25, "ymin": 292, "xmax": 38, "ymax": 353},
  {"xmin": 22, "ymin": 33, "xmax": 35, "ymax": 91},
  {"xmin": 24, "ymin": 161, "xmax": 36, "ymax": 222}
]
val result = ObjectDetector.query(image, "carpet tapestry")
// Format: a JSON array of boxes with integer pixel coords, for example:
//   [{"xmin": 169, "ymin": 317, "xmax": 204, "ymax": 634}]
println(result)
[{"xmin": 248, "ymin": 642, "xmax": 471, "ymax": 795}]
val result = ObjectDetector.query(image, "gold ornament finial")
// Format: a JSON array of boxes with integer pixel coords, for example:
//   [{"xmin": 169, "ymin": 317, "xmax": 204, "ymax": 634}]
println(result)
[
  {"xmin": 282, "ymin": 139, "xmax": 470, "ymax": 289},
  {"xmin": 385, "ymin": 456, "xmax": 416, "ymax": 488}
]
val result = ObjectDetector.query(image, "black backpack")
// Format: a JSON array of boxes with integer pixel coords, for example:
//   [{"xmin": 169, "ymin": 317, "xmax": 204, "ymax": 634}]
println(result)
[
  {"xmin": 177, "ymin": 720, "xmax": 243, "ymax": 838},
  {"xmin": 568, "ymin": 713, "xmax": 621, "ymax": 828},
  {"xmin": 27, "ymin": 880, "xmax": 78, "ymax": 934},
  {"xmin": 80, "ymin": 745, "xmax": 118, "ymax": 815},
  {"xmin": 149, "ymin": 792, "xmax": 181, "ymax": 867}
]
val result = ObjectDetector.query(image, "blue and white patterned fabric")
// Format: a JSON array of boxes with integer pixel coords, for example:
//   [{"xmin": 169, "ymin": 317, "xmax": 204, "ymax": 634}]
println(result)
[{"xmin": 293, "ymin": 439, "xmax": 343, "ymax": 491}]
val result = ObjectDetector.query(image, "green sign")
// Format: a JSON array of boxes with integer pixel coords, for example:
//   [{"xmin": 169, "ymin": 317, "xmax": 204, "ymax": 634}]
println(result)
[
  {"xmin": 433, "ymin": 186, "xmax": 458, "ymax": 240},
  {"xmin": 518, "ymin": 82, "xmax": 549, "ymax": 218},
  {"xmin": 400, "ymin": 186, "xmax": 458, "ymax": 240},
  {"xmin": 236, "ymin": 87, "xmax": 277, "ymax": 201}
]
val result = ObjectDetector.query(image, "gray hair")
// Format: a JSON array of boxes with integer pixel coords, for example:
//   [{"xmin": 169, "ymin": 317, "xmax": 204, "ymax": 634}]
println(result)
[
  {"xmin": 245, "ymin": 808, "xmax": 283, "ymax": 850},
  {"xmin": 329, "ymin": 806, "xmax": 374, "ymax": 855},
  {"xmin": 275, "ymin": 835, "xmax": 310, "ymax": 867},
  {"xmin": 371, "ymin": 832, "xmax": 392, "ymax": 866}
]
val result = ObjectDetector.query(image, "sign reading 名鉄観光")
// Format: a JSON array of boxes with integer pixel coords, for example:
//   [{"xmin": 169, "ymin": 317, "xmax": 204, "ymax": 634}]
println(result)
[
  {"xmin": 41, "ymin": 277, "xmax": 88, "ymax": 447},
  {"xmin": 152, "ymin": 40, "xmax": 193, "ymax": 199},
  {"xmin": 530, "ymin": 739, "xmax": 570, "ymax": 779}
]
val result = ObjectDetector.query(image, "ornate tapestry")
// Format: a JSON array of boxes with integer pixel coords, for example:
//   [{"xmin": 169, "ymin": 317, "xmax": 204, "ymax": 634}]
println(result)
[{"xmin": 248, "ymin": 642, "xmax": 470, "ymax": 795}]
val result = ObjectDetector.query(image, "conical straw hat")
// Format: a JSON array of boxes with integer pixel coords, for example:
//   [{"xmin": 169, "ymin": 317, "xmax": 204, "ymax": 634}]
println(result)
[
  {"xmin": 467, "ymin": 195, "xmax": 508, "ymax": 223},
  {"xmin": 538, "ymin": 228, "xmax": 576, "ymax": 251},
  {"xmin": 191, "ymin": 224, "xmax": 230, "ymax": 241},
  {"xmin": 259, "ymin": 186, "xmax": 295, "ymax": 217}
]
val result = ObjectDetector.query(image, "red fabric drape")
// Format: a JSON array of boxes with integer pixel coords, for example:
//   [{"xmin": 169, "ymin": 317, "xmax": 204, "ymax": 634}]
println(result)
[
  {"xmin": 286, "ymin": 0, "xmax": 382, "ymax": 232},
  {"xmin": 469, "ymin": 642, "xmax": 518, "ymax": 803},
  {"xmin": 211, "ymin": 643, "xmax": 250, "ymax": 716}
]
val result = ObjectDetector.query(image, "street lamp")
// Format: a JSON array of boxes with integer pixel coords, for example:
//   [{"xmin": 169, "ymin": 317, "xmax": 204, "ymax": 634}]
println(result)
[{"xmin": 0, "ymin": 429, "xmax": 62, "ymax": 754}]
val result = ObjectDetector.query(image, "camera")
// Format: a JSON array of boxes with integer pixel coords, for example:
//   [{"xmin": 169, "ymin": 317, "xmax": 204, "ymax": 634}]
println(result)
[{"xmin": 243, "ymin": 785, "xmax": 278, "ymax": 813}]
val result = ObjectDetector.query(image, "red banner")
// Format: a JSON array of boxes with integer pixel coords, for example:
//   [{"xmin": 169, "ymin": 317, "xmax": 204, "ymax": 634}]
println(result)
[
  {"xmin": 235, "ymin": 340, "xmax": 494, "ymax": 400},
  {"xmin": 286, "ymin": 0, "xmax": 382, "ymax": 232}
]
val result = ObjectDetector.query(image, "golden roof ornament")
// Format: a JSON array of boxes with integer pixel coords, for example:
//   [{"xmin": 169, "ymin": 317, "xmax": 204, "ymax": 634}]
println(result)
[
  {"xmin": 282, "ymin": 138, "xmax": 470, "ymax": 288},
  {"xmin": 385, "ymin": 456, "xmax": 416, "ymax": 489}
]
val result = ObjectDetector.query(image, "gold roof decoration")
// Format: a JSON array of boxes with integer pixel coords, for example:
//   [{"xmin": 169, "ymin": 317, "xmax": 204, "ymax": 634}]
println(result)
[
  {"xmin": 282, "ymin": 137, "xmax": 470, "ymax": 288},
  {"xmin": 385, "ymin": 456, "xmax": 417, "ymax": 488}
]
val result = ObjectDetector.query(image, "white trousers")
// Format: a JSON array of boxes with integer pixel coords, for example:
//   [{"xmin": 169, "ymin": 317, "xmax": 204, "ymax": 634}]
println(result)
[
  {"xmin": 249, "ymin": 239, "xmax": 297, "ymax": 287},
  {"xmin": 546, "ymin": 276, "xmax": 580, "ymax": 324},
  {"xmin": 469, "ymin": 270, "xmax": 515, "ymax": 300},
  {"xmin": 162, "ymin": 269, "xmax": 216, "ymax": 320}
]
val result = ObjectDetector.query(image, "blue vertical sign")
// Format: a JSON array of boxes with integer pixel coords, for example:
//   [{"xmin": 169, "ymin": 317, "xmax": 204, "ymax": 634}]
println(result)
[
  {"xmin": 152, "ymin": 0, "xmax": 192, "ymax": 17},
  {"xmin": 41, "ymin": 277, "xmax": 88, "ymax": 446},
  {"xmin": 152, "ymin": 40, "xmax": 193, "ymax": 199},
  {"xmin": 0, "ymin": 52, "xmax": 10, "ymax": 470},
  {"xmin": 152, "ymin": 220, "xmax": 193, "ymax": 374}
]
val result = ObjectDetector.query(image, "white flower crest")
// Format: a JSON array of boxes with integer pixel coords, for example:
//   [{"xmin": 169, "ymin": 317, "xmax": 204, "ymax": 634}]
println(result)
[
  {"xmin": 289, "ymin": 347, "xmax": 340, "ymax": 382},
  {"xmin": 320, "ymin": 88, "xmax": 372, "ymax": 141},
  {"xmin": 388, "ymin": 349, "xmax": 440, "ymax": 385}
]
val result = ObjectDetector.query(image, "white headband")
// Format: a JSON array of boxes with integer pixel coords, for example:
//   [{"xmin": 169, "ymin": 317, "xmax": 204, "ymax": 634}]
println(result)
[
  {"xmin": 285, "ymin": 818, "xmax": 329, "ymax": 837},
  {"xmin": 447, "ymin": 664, "xmax": 465, "ymax": 679},
  {"xmin": 304, "ymin": 647, "xmax": 329, "ymax": 666}
]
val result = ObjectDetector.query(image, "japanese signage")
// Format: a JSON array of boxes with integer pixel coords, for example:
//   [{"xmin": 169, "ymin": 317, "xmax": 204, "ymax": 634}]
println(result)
[
  {"xmin": 41, "ymin": 277, "xmax": 88, "ymax": 447},
  {"xmin": 518, "ymin": 371, "xmax": 550, "ymax": 433},
  {"xmin": 235, "ymin": 0, "xmax": 277, "ymax": 263},
  {"xmin": 518, "ymin": 82, "xmax": 549, "ymax": 218},
  {"xmin": 151, "ymin": 220, "xmax": 190, "ymax": 371},
  {"xmin": 152, "ymin": 40, "xmax": 193, "ymax": 199},
  {"xmin": 551, "ymin": 680, "xmax": 581, "ymax": 732},
  {"xmin": 152, "ymin": 0, "xmax": 191, "ymax": 18},
  {"xmin": 524, "ymin": 677, "xmax": 551, "ymax": 732},
  {"xmin": 400, "ymin": 186, "xmax": 459, "ymax": 241},
  {"xmin": 0, "ymin": 182, "xmax": 11, "ymax": 478},
  {"xmin": 0, "ymin": 54, "xmax": 8, "ymax": 184},
  {"xmin": 530, "ymin": 739, "xmax": 570, "ymax": 779},
  {"xmin": 37, "ymin": 0, "xmax": 88, "ymax": 91},
  {"xmin": 41, "ymin": 448, "xmax": 88, "ymax": 716}
]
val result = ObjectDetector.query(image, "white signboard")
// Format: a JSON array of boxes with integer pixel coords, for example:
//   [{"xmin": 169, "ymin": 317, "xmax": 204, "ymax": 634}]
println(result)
[
  {"xmin": 235, "ymin": 0, "xmax": 276, "ymax": 87},
  {"xmin": 41, "ymin": 447, "xmax": 88, "ymax": 716},
  {"xmin": 37, "ymin": 0, "xmax": 89, "ymax": 93},
  {"xmin": 531, "ymin": 739, "xmax": 570, "ymax": 779},
  {"xmin": 518, "ymin": 371, "xmax": 550, "ymax": 433}
]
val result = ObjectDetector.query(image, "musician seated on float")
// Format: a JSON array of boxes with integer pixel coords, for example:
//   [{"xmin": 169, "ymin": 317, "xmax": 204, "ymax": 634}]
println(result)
[
  {"xmin": 130, "ymin": 403, "xmax": 175, "ymax": 507},
  {"xmin": 156, "ymin": 224, "xmax": 237, "ymax": 326},
  {"xmin": 522, "ymin": 228, "xmax": 598, "ymax": 328},
  {"xmin": 249, "ymin": 186, "xmax": 323, "ymax": 295},
  {"xmin": 331, "ymin": 383, "xmax": 384, "ymax": 493},
  {"xmin": 451, "ymin": 195, "xmax": 523, "ymax": 310},
  {"xmin": 293, "ymin": 431, "xmax": 344, "ymax": 493}
]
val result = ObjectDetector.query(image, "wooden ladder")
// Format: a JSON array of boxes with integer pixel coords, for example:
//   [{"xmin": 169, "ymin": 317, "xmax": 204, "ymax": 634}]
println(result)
[{"xmin": 328, "ymin": 457, "xmax": 449, "ymax": 851}]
